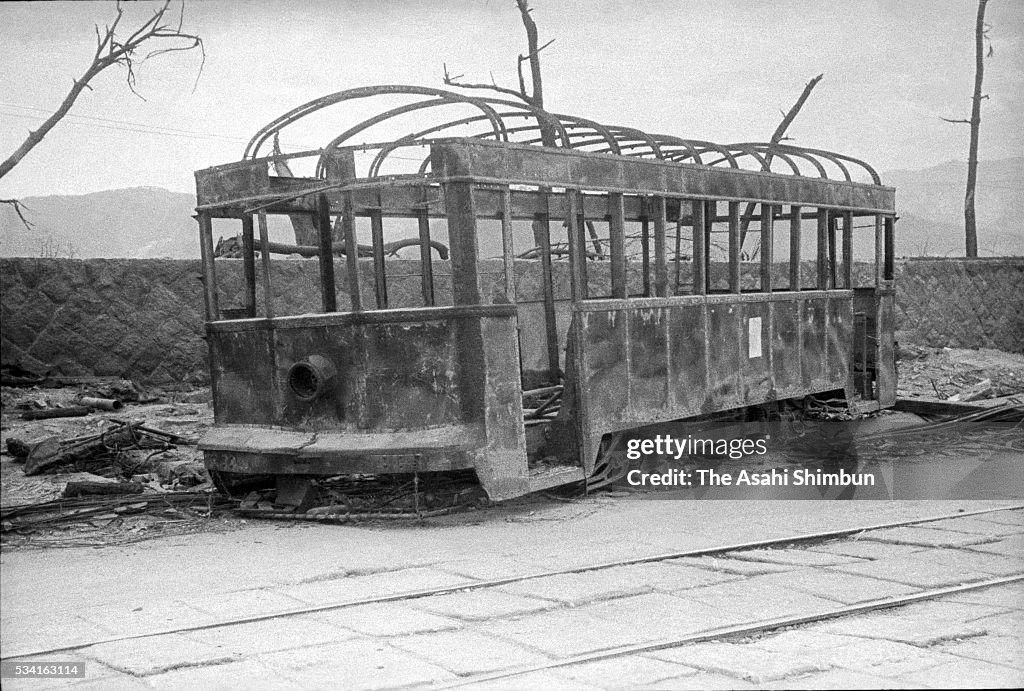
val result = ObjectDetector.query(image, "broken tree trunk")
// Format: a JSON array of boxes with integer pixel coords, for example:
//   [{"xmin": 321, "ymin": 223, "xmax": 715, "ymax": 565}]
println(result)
[{"xmin": 740, "ymin": 74, "xmax": 823, "ymax": 248}]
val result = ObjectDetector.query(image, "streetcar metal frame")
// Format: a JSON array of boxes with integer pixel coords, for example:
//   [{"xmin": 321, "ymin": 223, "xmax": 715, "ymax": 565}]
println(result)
[{"xmin": 194, "ymin": 86, "xmax": 896, "ymax": 502}]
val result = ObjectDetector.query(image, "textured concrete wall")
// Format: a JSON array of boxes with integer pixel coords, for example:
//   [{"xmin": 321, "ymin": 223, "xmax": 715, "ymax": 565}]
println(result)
[
  {"xmin": 894, "ymin": 258, "xmax": 1024, "ymax": 353},
  {"xmin": 2, "ymin": 257, "xmax": 1021, "ymax": 384}
]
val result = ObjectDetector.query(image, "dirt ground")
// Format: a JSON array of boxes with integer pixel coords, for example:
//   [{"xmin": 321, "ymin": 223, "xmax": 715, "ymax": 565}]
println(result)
[{"xmin": 2, "ymin": 346, "xmax": 1022, "ymax": 550}]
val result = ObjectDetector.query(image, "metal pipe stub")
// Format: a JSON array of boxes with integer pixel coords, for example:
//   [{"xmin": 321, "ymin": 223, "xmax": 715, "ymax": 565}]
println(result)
[{"xmin": 287, "ymin": 355, "xmax": 337, "ymax": 401}]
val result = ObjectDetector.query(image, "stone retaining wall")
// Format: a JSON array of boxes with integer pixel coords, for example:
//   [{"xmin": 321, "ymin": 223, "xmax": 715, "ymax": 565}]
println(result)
[{"xmin": 1, "ymin": 257, "xmax": 1021, "ymax": 384}]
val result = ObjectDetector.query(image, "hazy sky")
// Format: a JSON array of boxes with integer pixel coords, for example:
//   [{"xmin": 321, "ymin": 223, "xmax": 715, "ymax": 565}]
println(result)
[{"xmin": 1, "ymin": 0, "xmax": 1022, "ymax": 198}]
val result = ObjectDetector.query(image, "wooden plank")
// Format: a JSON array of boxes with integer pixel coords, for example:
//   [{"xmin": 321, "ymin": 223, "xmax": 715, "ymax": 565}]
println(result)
[
  {"xmin": 874, "ymin": 214, "xmax": 884, "ymax": 287},
  {"xmin": 500, "ymin": 188, "xmax": 517, "ymax": 302},
  {"xmin": 674, "ymin": 215, "xmax": 683, "ymax": 295},
  {"xmin": 256, "ymin": 210, "xmax": 275, "ymax": 318},
  {"xmin": 790, "ymin": 204, "xmax": 802, "ymax": 291},
  {"xmin": 653, "ymin": 196, "xmax": 668, "ymax": 298},
  {"xmin": 370, "ymin": 196, "xmax": 388, "ymax": 308},
  {"xmin": 576, "ymin": 194, "xmax": 589, "ymax": 297},
  {"xmin": 842, "ymin": 210, "xmax": 854, "ymax": 289},
  {"xmin": 760, "ymin": 204, "xmax": 774, "ymax": 293},
  {"xmin": 728, "ymin": 201, "xmax": 741, "ymax": 293},
  {"xmin": 566, "ymin": 190, "xmax": 585, "ymax": 302},
  {"xmin": 316, "ymin": 194, "xmax": 338, "ymax": 313},
  {"xmin": 692, "ymin": 200, "xmax": 706, "ymax": 295},
  {"xmin": 417, "ymin": 202, "xmax": 435, "ymax": 306},
  {"xmin": 198, "ymin": 214, "xmax": 219, "ymax": 321},
  {"xmin": 609, "ymin": 192, "xmax": 627, "ymax": 299},
  {"xmin": 816, "ymin": 207, "xmax": 829, "ymax": 289},
  {"xmin": 533, "ymin": 200, "xmax": 560, "ymax": 377},
  {"xmin": 240, "ymin": 214, "xmax": 257, "ymax": 317},
  {"xmin": 341, "ymin": 191, "xmax": 362, "ymax": 311},
  {"xmin": 443, "ymin": 181, "xmax": 482, "ymax": 306},
  {"xmin": 884, "ymin": 216, "xmax": 895, "ymax": 281},
  {"xmin": 828, "ymin": 213, "xmax": 838, "ymax": 290},
  {"xmin": 640, "ymin": 199, "xmax": 651, "ymax": 297}
]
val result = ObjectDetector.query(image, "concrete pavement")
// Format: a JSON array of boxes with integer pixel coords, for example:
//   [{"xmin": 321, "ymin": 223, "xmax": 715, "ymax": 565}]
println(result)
[{"xmin": 2, "ymin": 499, "xmax": 1022, "ymax": 689}]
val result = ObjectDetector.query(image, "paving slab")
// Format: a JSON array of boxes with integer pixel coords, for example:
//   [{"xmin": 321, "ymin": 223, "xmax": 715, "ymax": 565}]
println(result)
[
  {"xmin": 257, "ymin": 638, "xmax": 455, "ymax": 689},
  {"xmin": 674, "ymin": 575, "xmax": 840, "ymax": 621},
  {"xmin": 925, "ymin": 516, "xmax": 1024, "ymax": 537},
  {"xmin": 665, "ymin": 555, "xmax": 794, "ymax": 576},
  {"xmin": 906, "ymin": 545, "xmax": 1024, "ymax": 577},
  {"xmin": 725, "ymin": 547, "xmax": 865, "ymax": 567},
  {"xmin": 269, "ymin": 575, "xmax": 389, "ymax": 606},
  {"xmin": 463, "ymin": 669, "xmax": 604, "ymax": 690},
  {"xmin": 964, "ymin": 534, "xmax": 1024, "ymax": 556},
  {"xmin": 937, "ymin": 633, "xmax": 1024, "ymax": 670},
  {"xmin": 336, "ymin": 566, "xmax": 476, "ymax": 595},
  {"xmin": 389, "ymin": 629, "xmax": 551, "ymax": 675},
  {"xmin": 972, "ymin": 610, "xmax": 1024, "ymax": 638},
  {"xmin": 312, "ymin": 601, "xmax": 463, "ymax": 636},
  {"xmin": 407, "ymin": 587, "xmax": 557, "ymax": 621},
  {"xmin": 805, "ymin": 539, "xmax": 928, "ymax": 560},
  {"xmin": 436, "ymin": 558, "xmax": 553, "ymax": 581},
  {"xmin": 477, "ymin": 608, "xmax": 651, "ymax": 658},
  {"xmin": 891, "ymin": 598, "xmax": 1009, "ymax": 623},
  {"xmin": 648, "ymin": 641, "xmax": 827, "ymax": 683},
  {"xmin": 583, "ymin": 592, "xmax": 748, "ymax": 640},
  {"xmin": 948, "ymin": 581, "xmax": 1024, "ymax": 609},
  {"xmin": 827, "ymin": 553, "xmax": 998, "ymax": 588},
  {"xmin": 741, "ymin": 568, "xmax": 922, "ymax": 605},
  {"xmin": 75, "ymin": 600, "xmax": 218, "ymax": 638},
  {"xmin": 899, "ymin": 657, "xmax": 1024, "ymax": 689},
  {"xmin": 750, "ymin": 628, "xmax": 874, "ymax": 655},
  {"xmin": 175, "ymin": 589, "xmax": 308, "ymax": 622},
  {"xmin": 181, "ymin": 612, "xmax": 355, "ymax": 655},
  {"xmin": 638, "ymin": 671, "xmax": 758, "ymax": 689},
  {"xmin": 814, "ymin": 636, "xmax": 964, "ymax": 678},
  {"xmin": 594, "ymin": 561, "xmax": 742, "ymax": 593},
  {"xmin": 973, "ymin": 510, "xmax": 1024, "ymax": 527},
  {"xmin": 80, "ymin": 633, "xmax": 238, "ymax": 676},
  {"xmin": 495, "ymin": 569, "xmax": 651, "ymax": 606},
  {"xmin": 860, "ymin": 525, "xmax": 1001, "ymax": 548},
  {"xmin": 145, "ymin": 658, "xmax": 306, "ymax": 690},
  {"xmin": 815, "ymin": 610, "xmax": 988, "ymax": 646},
  {"xmin": 563, "ymin": 654, "xmax": 698, "ymax": 687},
  {"xmin": 756, "ymin": 668, "xmax": 920, "ymax": 689}
]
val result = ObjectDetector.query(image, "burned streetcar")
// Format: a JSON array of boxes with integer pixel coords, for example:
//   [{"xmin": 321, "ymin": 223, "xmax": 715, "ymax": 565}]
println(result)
[{"xmin": 194, "ymin": 85, "xmax": 896, "ymax": 508}]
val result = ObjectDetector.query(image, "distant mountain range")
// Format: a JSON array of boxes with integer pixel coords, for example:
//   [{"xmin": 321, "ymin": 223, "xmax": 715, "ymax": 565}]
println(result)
[{"xmin": 2, "ymin": 158, "xmax": 1021, "ymax": 259}]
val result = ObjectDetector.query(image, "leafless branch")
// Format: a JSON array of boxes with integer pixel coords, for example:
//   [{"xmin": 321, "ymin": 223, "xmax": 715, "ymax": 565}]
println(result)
[
  {"xmin": 1, "ymin": 199, "xmax": 34, "ymax": 229},
  {"xmin": 940, "ymin": 117, "xmax": 972, "ymax": 124},
  {"xmin": 0, "ymin": 0, "xmax": 204, "ymax": 180},
  {"xmin": 739, "ymin": 73, "xmax": 823, "ymax": 243}
]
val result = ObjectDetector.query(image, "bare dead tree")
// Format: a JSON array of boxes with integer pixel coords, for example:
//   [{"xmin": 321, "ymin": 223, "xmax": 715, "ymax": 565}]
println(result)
[
  {"xmin": 0, "ymin": 1, "xmax": 204, "ymax": 223},
  {"xmin": 740, "ymin": 74, "xmax": 823, "ymax": 249},
  {"xmin": 941, "ymin": 0, "xmax": 992, "ymax": 258}
]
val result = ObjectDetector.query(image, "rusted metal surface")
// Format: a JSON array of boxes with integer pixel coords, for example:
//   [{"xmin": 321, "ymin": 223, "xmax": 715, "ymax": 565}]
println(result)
[{"xmin": 194, "ymin": 83, "xmax": 897, "ymax": 503}]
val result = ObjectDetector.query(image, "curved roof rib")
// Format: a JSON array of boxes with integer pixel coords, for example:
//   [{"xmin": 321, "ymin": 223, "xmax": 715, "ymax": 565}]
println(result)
[{"xmin": 250, "ymin": 85, "xmax": 882, "ymax": 185}]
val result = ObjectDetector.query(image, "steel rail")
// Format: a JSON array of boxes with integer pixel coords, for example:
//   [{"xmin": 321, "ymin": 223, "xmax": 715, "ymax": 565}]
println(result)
[
  {"xmin": 434, "ymin": 574, "xmax": 1024, "ymax": 689},
  {"xmin": 3, "ymin": 504, "xmax": 1020, "ymax": 661}
]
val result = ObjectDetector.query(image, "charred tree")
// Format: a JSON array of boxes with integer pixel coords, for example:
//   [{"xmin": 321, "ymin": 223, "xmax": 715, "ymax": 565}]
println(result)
[
  {"xmin": 0, "ymin": 1, "xmax": 204, "ymax": 223},
  {"xmin": 943, "ymin": 0, "xmax": 992, "ymax": 258}
]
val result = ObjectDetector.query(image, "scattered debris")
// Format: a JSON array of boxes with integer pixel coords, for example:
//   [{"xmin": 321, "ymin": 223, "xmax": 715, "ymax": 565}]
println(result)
[
  {"xmin": 79, "ymin": 397, "xmax": 124, "ymax": 411},
  {"xmin": 22, "ymin": 406, "xmax": 91, "ymax": 421},
  {"xmin": 898, "ymin": 347, "xmax": 1024, "ymax": 402}
]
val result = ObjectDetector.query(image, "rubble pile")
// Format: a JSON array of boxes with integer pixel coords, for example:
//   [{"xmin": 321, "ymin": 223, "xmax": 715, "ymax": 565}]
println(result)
[{"xmin": 0, "ymin": 369, "xmax": 233, "ymax": 547}]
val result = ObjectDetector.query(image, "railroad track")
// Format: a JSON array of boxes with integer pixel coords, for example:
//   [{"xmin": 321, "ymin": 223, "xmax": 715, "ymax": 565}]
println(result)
[{"xmin": 5, "ymin": 503, "xmax": 1022, "ymax": 663}]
